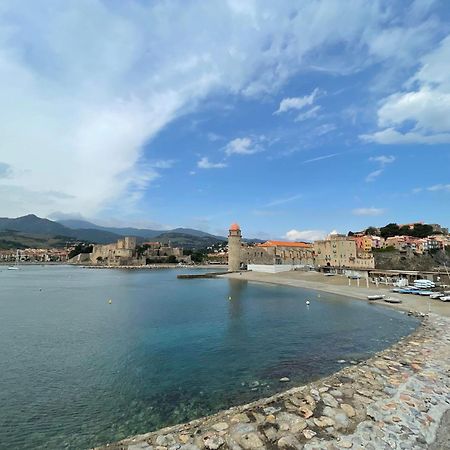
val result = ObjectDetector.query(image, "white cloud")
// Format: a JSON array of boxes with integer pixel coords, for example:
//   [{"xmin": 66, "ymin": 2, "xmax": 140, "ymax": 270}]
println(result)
[
  {"xmin": 224, "ymin": 137, "xmax": 259, "ymax": 156},
  {"xmin": 365, "ymin": 169, "xmax": 383, "ymax": 182},
  {"xmin": 369, "ymin": 155, "xmax": 395, "ymax": 165},
  {"xmin": 295, "ymin": 105, "xmax": 321, "ymax": 122},
  {"xmin": 265, "ymin": 193, "xmax": 302, "ymax": 207},
  {"xmin": 352, "ymin": 207, "xmax": 385, "ymax": 216},
  {"xmin": 275, "ymin": 88, "xmax": 319, "ymax": 114},
  {"xmin": 285, "ymin": 229, "xmax": 326, "ymax": 242},
  {"xmin": 314, "ymin": 123, "xmax": 336, "ymax": 136},
  {"xmin": 427, "ymin": 184, "xmax": 450, "ymax": 192},
  {"xmin": 0, "ymin": 1, "xmax": 442, "ymax": 218},
  {"xmin": 365, "ymin": 154, "xmax": 395, "ymax": 182},
  {"xmin": 363, "ymin": 35, "xmax": 450, "ymax": 144},
  {"xmin": 361, "ymin": 128, "xmax": 450, "ymax": 145},
  {"xmin": 197, "ymin": 157, "xmax": 227, "ymax": 169},
  {"xmin": 302, "ymin": 152, "xmax": 342, "ymax": 164}
]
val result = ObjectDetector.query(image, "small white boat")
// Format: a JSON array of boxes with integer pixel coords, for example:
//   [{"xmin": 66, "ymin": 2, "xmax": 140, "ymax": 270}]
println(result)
[
  {"xmin": 367, "ymin": 294, "xmax": 385, "ymax": 301},
  {"xmin": 440, "ymin": 296, "xmax": 450, "ymax": 302},
  {"xmin": 384, "ymin": 297, "xmax": 402, "ymax": 304},
  {"xmin": 7, "ymin": 266, "xmax": 19, "ymax": 270},
  {"xmin": 430, "ymin": 293, "xmax": 444, "ymax": 299}
]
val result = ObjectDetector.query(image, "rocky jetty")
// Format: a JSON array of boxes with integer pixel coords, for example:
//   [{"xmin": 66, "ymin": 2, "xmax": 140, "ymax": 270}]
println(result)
[{"xmin": 95, "ymin": 315, "xmax": 450, "ymax": 450}]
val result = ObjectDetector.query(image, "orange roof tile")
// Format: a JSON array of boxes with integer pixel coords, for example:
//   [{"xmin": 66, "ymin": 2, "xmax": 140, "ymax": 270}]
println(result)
[{"xmin": 257, "ymin": 240, "xmax": 312, "ymax": 248}]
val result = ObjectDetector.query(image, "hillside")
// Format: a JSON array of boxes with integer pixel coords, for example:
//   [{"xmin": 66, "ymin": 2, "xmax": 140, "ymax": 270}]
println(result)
[
  {"xmin": 151, "ymin": 232, "xmax": 225, "ymax": 249},
  {"xmin": 0, "ymin": 215, "xmax": 123, "ymax": 246},
  {"xmin": 374, "ymin": 248, "xmax": 450, "ymax": 271}
]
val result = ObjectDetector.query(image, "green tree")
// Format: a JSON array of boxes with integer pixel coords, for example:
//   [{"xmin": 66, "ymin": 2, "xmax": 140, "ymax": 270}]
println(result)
[
  {"xmin": 380, "ymin": 223, "xmax": 400, "ymax": 238},
  {"xmin": 365, "ymin": 227, "xmax": 378, "ymax": 236},
  {"xmin": 167, "ymin": 255, "xmax": 177, "ymax": 263}
]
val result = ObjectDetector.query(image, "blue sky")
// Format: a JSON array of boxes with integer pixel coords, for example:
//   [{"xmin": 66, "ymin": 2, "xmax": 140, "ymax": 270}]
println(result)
[{"xmin": 0, "ymin": 1, "xmax": 449, "ymax": 239}]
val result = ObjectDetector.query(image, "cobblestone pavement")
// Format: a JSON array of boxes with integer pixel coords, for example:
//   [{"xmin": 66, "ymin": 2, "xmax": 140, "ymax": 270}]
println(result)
[{"xmin": 95, "ymin": 315, "xmax": 450, "ymax": 450}]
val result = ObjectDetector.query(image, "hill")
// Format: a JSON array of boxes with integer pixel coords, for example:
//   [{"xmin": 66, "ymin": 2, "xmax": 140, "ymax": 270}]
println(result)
[
  {"xmin": 151, "ymin": 232, "xmax": 225, "ymax": 249},
  {"xmin": 0, "ymin": 214, "xmax": 122, "ymax": 246},
  {"xmin": 373, "ymin": 248, "xmax": 450, "ymax": 271},
  {"xmin": 0, "ymin": 214, "xmax": 265, "ymax": 250}
]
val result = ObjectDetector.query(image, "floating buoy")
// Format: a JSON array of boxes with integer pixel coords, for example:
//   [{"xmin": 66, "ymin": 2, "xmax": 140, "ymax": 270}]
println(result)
[
  {"xmin": 228, "ymin": 296, "xmax": 232, "ymax": 300},
  {"xmin": 306, "ymin": 300, "xmax": 310, "ymax": 305},
  {"xmin": 108, "ymin": 299, "xmax": 112, "ymax": 304}
]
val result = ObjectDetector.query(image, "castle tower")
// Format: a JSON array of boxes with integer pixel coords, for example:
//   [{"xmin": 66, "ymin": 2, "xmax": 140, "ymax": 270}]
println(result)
[{"xmin": 228, "ymin": 223, "xmax": 242, "ymax": 271}]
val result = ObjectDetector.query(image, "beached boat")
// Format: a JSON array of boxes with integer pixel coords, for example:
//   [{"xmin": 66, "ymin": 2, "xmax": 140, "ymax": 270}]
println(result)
[
  {"xmin": 430, "ymin": 293, "xmax": 444, "ymax": 299},
  {"xmin": 384, "ymin": 297, "xmax": 402, "ymax": 304},
  {"xmin": 416, "ymin": 290, "xmax": 433, "ymax": 296},
  {"xmin": 440, "ymin": 296, "xmax": 450, "ymax": 302},
  {"xmin": 367, "ymin": 294, "xmax": 385, "ymax": 301}
]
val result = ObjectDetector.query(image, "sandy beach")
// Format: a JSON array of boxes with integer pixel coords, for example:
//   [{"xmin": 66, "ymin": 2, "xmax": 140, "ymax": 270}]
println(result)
[{"xmin": 221, "ymin": 270, "xmax": 450, "ymax": 318}]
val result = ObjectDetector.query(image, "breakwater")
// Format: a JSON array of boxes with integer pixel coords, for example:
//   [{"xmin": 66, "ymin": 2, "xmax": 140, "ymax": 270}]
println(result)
[{"xmin": 95, "ymin": 314, "xmax": 450, "ymax": 450}]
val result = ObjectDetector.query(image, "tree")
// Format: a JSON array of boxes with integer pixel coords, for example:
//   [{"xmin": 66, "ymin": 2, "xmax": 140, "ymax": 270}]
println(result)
[
  {"xmin": 347, "ymin": 231, "xmax": 354, "ymax": 236},
  {"xmin": 410, "ymin": 223, "xmax": 433, "ymax": 238},
  {"xmin": 380, "ymin": 223, "xmax": 400, "ymax": 238},
  {"xmin": 167, "ymin": 255, "xmax": 177, "ymax": 263},
  {"xmin": 365, "ymin": 227, "xmax": 378, "ymax": 236}
]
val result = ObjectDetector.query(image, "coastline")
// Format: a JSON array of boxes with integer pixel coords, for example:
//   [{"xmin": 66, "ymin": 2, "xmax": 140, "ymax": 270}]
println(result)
[
  {"xmin": 221, "ymin": 270, "xmax": 450, "ymax": 318},
  {"xmin": 94, "ymin": 271, "xmax": 450, "ymax": 450}
]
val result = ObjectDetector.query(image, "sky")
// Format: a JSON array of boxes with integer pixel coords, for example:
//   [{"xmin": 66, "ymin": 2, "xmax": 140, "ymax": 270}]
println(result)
[{"xmin": 0, "ymin": 0, "xmax": 449, "ymax": 240}]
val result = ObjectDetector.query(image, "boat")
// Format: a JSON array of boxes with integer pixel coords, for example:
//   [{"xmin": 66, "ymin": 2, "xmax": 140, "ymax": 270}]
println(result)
[
  {"xmin": 416, "ymin": 290, "xmax": 433, "ymax": 296},
  {"xmin": 384, "ymin": 297, "xmax": 402, "ymax": 304},
  {"xmin": 8, "ymin": 250, "xmax": 20, "ymax": 270},
  {"xmin": 430, "ymin": 293, "xmax": 444, "ymax": 299},
  {"xmin": 440, "ymin": 296, "xmax": 450, "ymax": 302},
  {"xmin": 367, "ymin": 294, "xmax": 385, "ymax": 301}
]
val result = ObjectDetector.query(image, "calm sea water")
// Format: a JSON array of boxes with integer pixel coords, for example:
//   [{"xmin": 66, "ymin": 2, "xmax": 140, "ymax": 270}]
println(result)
[{"xmin": 0, "ymin": 266, "xmax": 418, "ymax": 449}]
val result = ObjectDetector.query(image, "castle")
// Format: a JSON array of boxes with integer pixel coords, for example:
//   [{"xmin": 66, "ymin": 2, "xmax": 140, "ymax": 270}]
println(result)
[
  {"xmin": 88, "ymin": 237, "xmax": 189, "ymax": 266},
  {"xmin": 227, "ymin": 224, "xmax": 374, "ymax": 272}
]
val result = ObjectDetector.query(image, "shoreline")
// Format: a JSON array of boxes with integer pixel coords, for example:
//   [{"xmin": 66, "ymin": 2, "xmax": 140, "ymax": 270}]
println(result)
[
  {"xmin": 221, "ymin": 270, "xmax": 450, "ymax": 318},
  {"xmin": 94, "ymin": 271, "xmax": 450, "ymax": 450}
]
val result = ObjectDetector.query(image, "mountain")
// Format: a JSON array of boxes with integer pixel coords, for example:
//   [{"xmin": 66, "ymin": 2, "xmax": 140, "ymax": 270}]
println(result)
[
  {"xmin": 0, "ymin": 214, "xmax": 265, "ymax": 249},
  {"xmin": 0, "ymin": 214, "xmax": 70, "ymax": 235},
  {"xmin": 0, "ymin": 214, "xmax": 122, "ymax": 245},
  {"xmin": 58, "ymin": 219, "xmax": 161, "ymax": 238},
  {"xmin": 57, "ymin": 220, "xmax": 226, "ymax": 240},
  {"xmin": 152, "ymin": 232, "xmax": 225, "ymax": 249}
]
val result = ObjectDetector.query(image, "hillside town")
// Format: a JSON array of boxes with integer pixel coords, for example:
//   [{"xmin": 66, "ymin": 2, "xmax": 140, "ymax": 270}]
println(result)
[{"xmin": 1, "ymin": 221, "xmax": 449, "ymax": 273}]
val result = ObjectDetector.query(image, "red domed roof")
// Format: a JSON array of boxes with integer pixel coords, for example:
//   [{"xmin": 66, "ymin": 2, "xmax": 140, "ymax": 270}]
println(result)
[{"xmin": 229, "ymin": 223, "xmax": 240, "ymax": 231}]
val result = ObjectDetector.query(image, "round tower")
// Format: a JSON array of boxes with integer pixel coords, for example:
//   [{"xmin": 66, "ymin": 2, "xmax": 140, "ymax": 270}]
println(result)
[{"xmin": 228, "ymin": 223, "xmax": 242, "ymax": 271}]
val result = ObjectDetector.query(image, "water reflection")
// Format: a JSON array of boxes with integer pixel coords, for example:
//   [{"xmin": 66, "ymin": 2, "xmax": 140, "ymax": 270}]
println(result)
[{"xmin": 227, "ymin": 278, "xmax": 247, "ymax": 319}]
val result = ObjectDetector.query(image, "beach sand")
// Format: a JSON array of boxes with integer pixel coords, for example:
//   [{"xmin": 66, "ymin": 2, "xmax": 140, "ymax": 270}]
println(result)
[{"xmin": 221, "ymin": 270, "xmax": 450, "ymax": 318}]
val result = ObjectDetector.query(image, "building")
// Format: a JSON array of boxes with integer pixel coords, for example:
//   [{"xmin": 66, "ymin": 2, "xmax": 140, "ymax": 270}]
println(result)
[
  {"xmin": 355, "ymin": 235, "xmax": 372, "ymax": 252},
  {"xmin": 314, "ymin": 234, "xmax": 375, "ymax": 269},
  {"xmin": 228, "ymin": 223, "xmax": 242, "ymax": 271},
  {"xmin": 244, "ymin": 241, "xmax": 314, "ymax": 266},
  {"xmin": 90, "ymin": 237, "xmax": 138, "ymax": 265}
]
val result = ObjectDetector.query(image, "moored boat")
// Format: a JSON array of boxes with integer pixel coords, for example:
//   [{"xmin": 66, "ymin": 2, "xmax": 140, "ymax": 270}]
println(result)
[
  {"xmin": 367, "ymin": 294, "xmax": 385, "ymax": 301},
  {"xmin": 384, "ymin": 297, "xmax": 402, "ymax": 304}
]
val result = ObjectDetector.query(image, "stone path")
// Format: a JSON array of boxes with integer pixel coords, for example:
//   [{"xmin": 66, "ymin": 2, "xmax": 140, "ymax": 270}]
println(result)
[{"xmin": 95, "ymin": 315, "xmax": 450, "ymax": 450}]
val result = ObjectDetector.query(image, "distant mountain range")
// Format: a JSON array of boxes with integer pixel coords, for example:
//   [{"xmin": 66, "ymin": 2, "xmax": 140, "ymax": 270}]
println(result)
[{"xmin": 0, "ymin": 214, "xmax": 264, "ymax": 249}]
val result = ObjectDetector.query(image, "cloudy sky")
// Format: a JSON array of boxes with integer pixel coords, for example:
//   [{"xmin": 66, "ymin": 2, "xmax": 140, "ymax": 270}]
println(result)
[{"xmin": 0, "ymin": 0, "xmax": 449, "ymax": 239}]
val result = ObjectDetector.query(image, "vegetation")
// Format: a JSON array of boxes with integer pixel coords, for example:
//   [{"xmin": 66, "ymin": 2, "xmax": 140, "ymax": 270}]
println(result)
[
  {"xmin": 379, "ymin": 223, "xmax": 434, "ymax": 239},
  {"xmin": 365, "ymin": 226, "xmax": 378, "ymax": 236},
  {"xmin": 68, "ymin": 244, "xmax": 93, "ymax": 259},
  {"xmin": 372, "ymin": 246, "xmax": 396, "ymax": 253}
]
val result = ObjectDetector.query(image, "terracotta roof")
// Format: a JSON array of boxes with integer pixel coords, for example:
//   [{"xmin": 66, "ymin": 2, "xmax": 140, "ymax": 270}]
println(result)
[
  {"xmin": 257, "ymin": 240, "xmax": 312, "ymax": 248},
  {"xmin": 229, "ymin": 223, "xmax": 240, "ymax": 231}
]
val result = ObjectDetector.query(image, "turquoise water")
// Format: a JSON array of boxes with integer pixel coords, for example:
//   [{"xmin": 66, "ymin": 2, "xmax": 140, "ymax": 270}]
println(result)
[{"xmin": 0, "ymin": 266, "xmax": 418, "ymax": 449}]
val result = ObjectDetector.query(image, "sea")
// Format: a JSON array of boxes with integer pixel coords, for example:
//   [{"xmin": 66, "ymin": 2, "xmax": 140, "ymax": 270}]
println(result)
[{"xmin": 0, "ymin": 265, "xmax": 418, "ymax": 449}]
